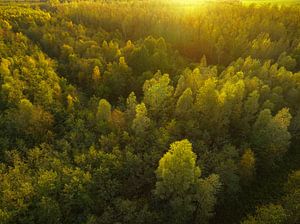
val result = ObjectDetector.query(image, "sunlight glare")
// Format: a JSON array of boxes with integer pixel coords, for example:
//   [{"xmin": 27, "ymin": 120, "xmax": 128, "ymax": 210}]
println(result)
[{"xmin": 168, "ymin": 0, "xmax": 206, "ymax": 5}]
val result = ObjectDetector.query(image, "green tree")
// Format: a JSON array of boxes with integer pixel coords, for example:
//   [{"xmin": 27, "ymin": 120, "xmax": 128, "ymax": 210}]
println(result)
[
  {"xmin": 97, "ymin": 99, "xmax": 112, "ymax": 122},
  {"xmin": 283, "ymin": 171, "xmax": 300, "ymax": 224},
  {"xmin": 242, "ymin": 204, "xmax": 287, "ymax": 224},
  {"xmin": 175, "ymin": 88, "xmax": 194, "ymax": 119},
  {"xmin": 143, "ymin": 72, "xmax": 174, "ymax": 120},
  {"xmin": 251, "ymin": 108, "xmax": 291, "ymax": 167},
  {"xmin": 277, "ymin": 52, "xmax": 296, "ymax": 71},
  {"xmin": 155, "ymin": 139, "xmax": 220, "ymax": 224},
  {"xmin": 131, "ymin": 103, "xmax": 150, "ymax": 135},
  {"xmin": 244, "ymin": 91, "xmax": 260, "ymax": 120},
  {"xmin": 125, "ymin": 92, "xmax": 137, "ymax": 122},
  {"xmin": 239, "ymin": 148, "xmax": 256, "ymax": 184}
]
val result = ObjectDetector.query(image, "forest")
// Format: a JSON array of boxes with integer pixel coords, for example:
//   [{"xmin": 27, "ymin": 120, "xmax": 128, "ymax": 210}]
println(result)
[{"xmin": 0, "ymin": 0, "xmax": 299, "ymax": 223}]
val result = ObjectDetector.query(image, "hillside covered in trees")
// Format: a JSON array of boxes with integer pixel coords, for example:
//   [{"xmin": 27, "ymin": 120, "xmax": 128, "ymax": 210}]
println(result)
[{"xmin": 0, "ymin": 0, "xmax": 299, "ymax": 224}]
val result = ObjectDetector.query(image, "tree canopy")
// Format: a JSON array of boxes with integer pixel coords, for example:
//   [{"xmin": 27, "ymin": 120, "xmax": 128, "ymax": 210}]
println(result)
[{"xmin": 0, "ymin": 1, "xmax": 299, "ymax": 224}]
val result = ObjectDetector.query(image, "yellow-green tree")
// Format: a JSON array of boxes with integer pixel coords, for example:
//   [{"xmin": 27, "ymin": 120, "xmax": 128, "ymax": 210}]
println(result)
[
  {"xmin": 251, "ymin": 108, "xmax": 292, "ymax": 167},
  {"xmin": 97, "ymin": 99, "xmax": 112, "ymax": 122},
  {"xmin": 155, "ymin": 139, "xmax": 220, "ymax": 224}
]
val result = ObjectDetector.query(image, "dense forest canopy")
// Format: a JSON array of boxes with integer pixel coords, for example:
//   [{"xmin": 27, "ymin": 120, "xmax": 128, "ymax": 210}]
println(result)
[{"xmin": 0, "ymin": 0, "xmax": 299, "ymax": 224}]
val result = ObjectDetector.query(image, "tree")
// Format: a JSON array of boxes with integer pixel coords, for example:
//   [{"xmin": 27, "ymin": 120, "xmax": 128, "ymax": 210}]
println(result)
[
  {"xmin": 0, "ymin": 156, "xmax": 34, "ymax": 224},
  {"xmin": 125, "ymin": 92, "xmax": 137, "ymax": 122},
  {"xmin": 92, "ymin": 65, "xmax": 101, "ymax": 83},
  {"xmin": 175, "ymin": 88, "xmax": 194, "ymax": 119},
  {"xmin": 244, "ymin": 91, "xmax": 260, "ymax": 120},
  {"xmin": 283, "ymin": 171, "xmax": 300, "ymax": 224},
  {"xmin": 242, "ymin": 204, "xmax": 287, "ymax": 224},
  {"xmin": 155, "ymin": 139, "xmax": 220, "ymax": 224},
  {"xmin": 143, "ymin": 72, "xmax": 174, "ymax": 120},
  {"xmin": 239, "ymin": 148, "xmax": 256, "ymax": 184},
  {"xmin": 194, "ymin": 174, "xmax": 221, "ymax": 223},
  {"xmin": 251, "ymin": 108, "xmax": 292, "ymax": 167},
  {"xmin": 195, "ymin": 77, "xmax": 227, "ymax": 141},
  {"xmin": 174, "ymin": 68, "xmax": 206, "ymax": 98},
  {"xmin": 97, "ymin": 99, "xmax": 112, "ymax": 122},
  {"xmin": 131, "ymin": 103, "xmax": 150, "ymax": 135},
  {"xmin": 155, "ymin": 140, "xmax": 200, "ymax": 199},
  {"xmin": 277, "ymin": 52, "xmax": 296, "ymax": 71},
  {"xmin": 213, "ymin": 144, "xmax": 240, "ymax": 198},
  {"xmin": 239, "ymin": 90, "xmax": 260, "ymax": 137},
  {"xmin": 196, "ymin": 77, "xmax": 220, "ymax": 116},
  {"xmin": 6, "ymin": 99, "xmax": 54, "ymax": 144}
]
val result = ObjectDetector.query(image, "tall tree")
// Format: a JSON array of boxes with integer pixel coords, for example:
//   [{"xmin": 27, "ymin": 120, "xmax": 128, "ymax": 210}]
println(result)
[
  {"xmin": 155, "ymin": 139, "xmax": 220, "ymax": 224},
  {"xmin": 251, "ymin": 108, "xmax": 292, "ymax": 167},
  {"xmin": 97, "ymin": 99, "xmax": 112, "ymax": 122},
  {"xmin": 131, "ymin": 103, "xmax": 150, "ymax": 136},
  {"xmin": 143, "ymin": 72, "xmax": 174, "ymax": 121},
  {"xmin": 241, "ymin": 204, "xmax": 287, "ymax": 224}
]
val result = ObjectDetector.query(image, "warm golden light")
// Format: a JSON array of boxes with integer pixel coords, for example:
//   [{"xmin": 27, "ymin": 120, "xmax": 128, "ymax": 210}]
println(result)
[
  {"xmin": 167, "ymin": 0, "xmax": 207, "ymax": 5},
  {"xmin": 0, "ymin": 1, "xmax": 298, "ymax": 224}
]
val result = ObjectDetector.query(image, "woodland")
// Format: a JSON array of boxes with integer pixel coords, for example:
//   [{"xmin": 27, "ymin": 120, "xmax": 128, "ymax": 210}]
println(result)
[{"xmin": 0, "ymin": 0, "xmax": 299, "ymax": 224}]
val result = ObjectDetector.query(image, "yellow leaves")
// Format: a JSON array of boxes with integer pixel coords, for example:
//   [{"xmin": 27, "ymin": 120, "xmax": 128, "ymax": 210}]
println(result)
[
  {"xmin": 19, "ymin": 98, "xmax": 33, "ymax": 110},
  {"xmin": 102, "ymin": 40, "xmax": 121, "ymax": 61},
  {"xmin": 0, "ymin": 19, "xmax": 12, "ymax": 30},
  {"xmin": 0, "ymin": 30, "xmax": 63, "ymax": 108},
  {"xmin": 0, "ymin": 58, "xmax": 11, "ymax": 77},
  {"xmin": 37, "ymin": 170, "xmax": 58, "ymax": 193},
  {"xmin": 92, "ymin": 65, "xmax": 101, "ymax": 83},
  {"xmin": 125, "ymin": 40, "xmax": 134, "ymax": 50},
  {"xmin": 88, "ymin": 146, "xmax": 98, "ymax": 160},
  {"xmin": 67, "ymin": 94, "xmax": 74, "ymax": 111},
  {"xmin": 74, "ymin": 153, "xmax": 87, "ymax": 166},
  {"xmin": 119, "ymin": 56, "xmax": 128, "ymax": 69},
  {"xmin": 62, "ymin": 167, "xmax": 91, "ymax": 196},
  {"xmin": 174, "ymin": 68, "xmax": 204, "ymax": 97},
  {"xmin": 61, "ymin": 44, "xmax": 74, "ymax": 59},
  {"xmin": 218, "ymin": 91, "xmax": 227, "ymax": 105},
  {"xmin": 116, "ymin": 49, "xmax": 122, "ymax": 57},
  {"xmin": 143, "ymin": 73, "xmax": 174, "ymax": 116},
  {"xmin": 273, "ymin": 107, "xmax": 292, "ymax": 129},
  {"xmin": 135, "ymin": 103, "xmax": 148, "ymax": 117},
  {"xmin": 0, "ymin": 162, "xmax": 34, "ymax": 211},
  {"xmin": 132, "ymin": 103, "xmax": 151, "ymax": 135},
  {"xmin": 24, "ymin": 56, "xmax": 36, "ymax": 68},
  {"xmin": 156, "ymin": 139, "xmax": 201, "ymax": 197},
  {"xmin": 102, "ymin": 40, "xmax": 108, "ymax": 48},
  {"xmin": 0, "ymin": 209, "xmax": 10, "ymax": 223},
  {"xmin": 53, "ymin": 83, "xmax": 62, "ymax": 97},
  {"xmin": 2, "ymin": 79, "xmax": 24, "ymax": 104}
]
